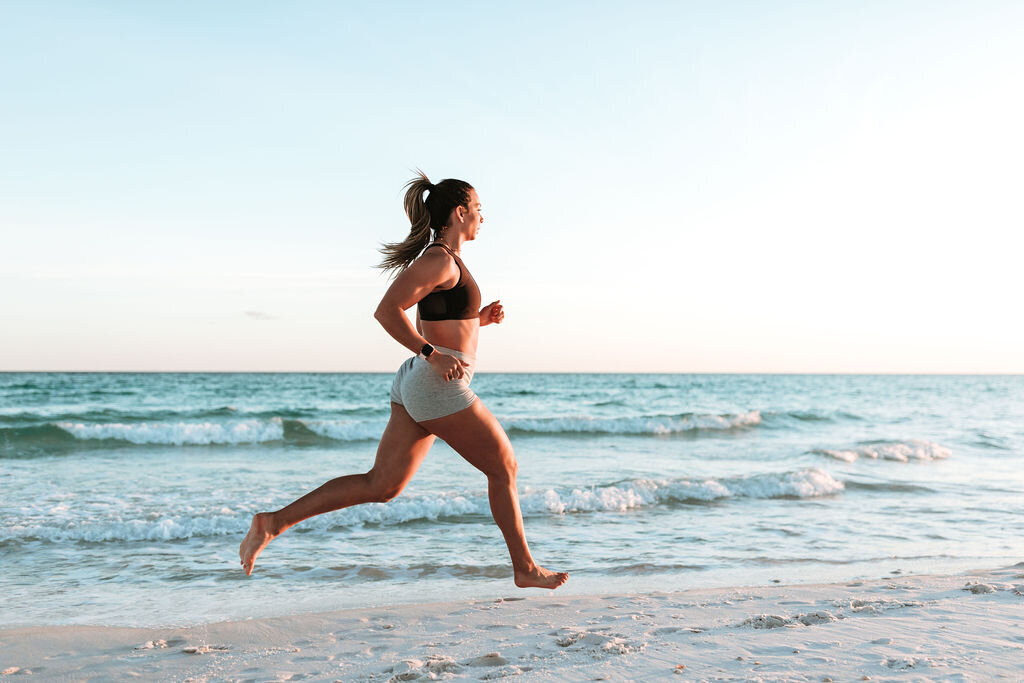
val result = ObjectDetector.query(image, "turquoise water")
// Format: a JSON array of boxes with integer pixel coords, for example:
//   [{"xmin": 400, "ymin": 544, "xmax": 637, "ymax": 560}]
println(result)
[{"xmin": 2, "ymin": 372, "xmax": 1022, "ymax": 627}]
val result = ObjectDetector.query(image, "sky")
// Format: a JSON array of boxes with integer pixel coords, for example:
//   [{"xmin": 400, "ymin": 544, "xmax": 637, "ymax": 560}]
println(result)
[{"xmin": 2, "ymin": 0, "xmax": 1022, "ymax": 373}]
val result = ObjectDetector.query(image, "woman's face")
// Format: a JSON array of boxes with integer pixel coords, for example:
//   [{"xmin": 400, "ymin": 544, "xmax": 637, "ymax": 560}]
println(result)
[{"xmin": 460, "ymin": 189, "xmax": 484, "ymax": 240}]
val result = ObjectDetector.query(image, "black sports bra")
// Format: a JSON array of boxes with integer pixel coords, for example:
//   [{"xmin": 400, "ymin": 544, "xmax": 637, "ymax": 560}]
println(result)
[{"xmin": 417, "ymin": 243, "xmax": 481, "ymax": 321}]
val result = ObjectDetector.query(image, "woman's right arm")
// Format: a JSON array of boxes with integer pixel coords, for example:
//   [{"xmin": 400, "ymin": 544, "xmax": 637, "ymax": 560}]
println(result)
[{"xmin": 373, "ymin": 251, "xmax": 468, "ymax": 377}]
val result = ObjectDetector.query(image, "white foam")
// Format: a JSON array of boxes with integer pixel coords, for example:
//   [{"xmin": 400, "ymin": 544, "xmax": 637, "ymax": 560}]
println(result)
[
  {"xmin": 817, "ymin": 440, "xmax": 951, "ymax": 463},
  {"xmin": 55, "ymin": 419, "xmax": 284, "ymax": 445},
  {"xmin": 531, "ymin": 468, "xmax": 844, "ymax": 512},
  {"xmin": 299, "ymin": 419, "xmax": 386, "ymax": 441},
  {"xmin": 45, "ymin": 411, "xmax": 762, "ymax": 445},
  {"xmin": 3, "ymin": 511, "xmax": 252, "ymax": 543},
  {"xmin": 1, "ymin": 469, "xmax": 844, "ymax": 544},
  {"xmin": 723, "ymin": 468, "xmax": 846, "ymax": 498},
  {"xmin": 503, "ymin": 410, "xmax": 762, "ymax": 435},
  {"xmin": 51, "ymin": 418, "xmax": 386, "ymax": 445}
]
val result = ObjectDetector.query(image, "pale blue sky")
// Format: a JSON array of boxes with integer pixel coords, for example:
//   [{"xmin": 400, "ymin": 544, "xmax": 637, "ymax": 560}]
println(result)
[{"xmin": 2, "ymin": 1, "xmax": 1022, "ymax": 372}]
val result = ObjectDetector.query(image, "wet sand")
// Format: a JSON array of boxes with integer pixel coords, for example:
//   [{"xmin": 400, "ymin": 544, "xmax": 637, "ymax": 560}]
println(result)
[{"xmin": 2, "ymin": 565, "xmax": 1023, "ymax": 681}]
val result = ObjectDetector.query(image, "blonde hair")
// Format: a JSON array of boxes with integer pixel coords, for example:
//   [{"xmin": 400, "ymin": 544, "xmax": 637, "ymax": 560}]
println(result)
[{"xmin": 377, "ymin": 170, "xmax": 474, "ymax": 275}]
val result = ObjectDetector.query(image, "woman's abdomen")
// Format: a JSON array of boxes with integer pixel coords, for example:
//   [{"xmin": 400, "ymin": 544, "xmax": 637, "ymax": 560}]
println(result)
[{"xmin": 420, "ymin": 319, "xmax": 479, "ymax": 357}]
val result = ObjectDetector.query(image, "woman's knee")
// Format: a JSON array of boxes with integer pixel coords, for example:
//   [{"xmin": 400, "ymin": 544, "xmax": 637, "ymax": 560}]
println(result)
[
  {"xmin": 365, "ymin": 469, "xmax": 405, "ymax": 503},
  {"xmin": 488, "ymin": 445, "xmax": 518, "ymax": 484}
]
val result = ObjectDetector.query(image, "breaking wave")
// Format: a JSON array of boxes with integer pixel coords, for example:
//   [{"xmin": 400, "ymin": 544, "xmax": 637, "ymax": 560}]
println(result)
[
  {"xmin": 812, "ymin": 440, "xmax": 952, "ymax": 463},
  {"xmin": 1, "ymin": 468, "xmax": 844, "ymax": 544},
  {"xmin": 503, "ymin": 410, "xmax": 763, "ymax": 435},
  {"xmin": 1, "ymin": 411, "xmax": 766, "ymax": 452}
]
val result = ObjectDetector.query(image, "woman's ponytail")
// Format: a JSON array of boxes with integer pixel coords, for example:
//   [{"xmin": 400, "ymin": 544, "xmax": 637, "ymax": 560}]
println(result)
[{"xmin": 377, "ymin": 170, "xmax": 474, "ymax": 276}]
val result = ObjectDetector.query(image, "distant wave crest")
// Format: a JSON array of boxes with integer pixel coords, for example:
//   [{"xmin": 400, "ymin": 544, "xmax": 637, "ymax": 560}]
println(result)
[
  {"xmin": 55, "ymin": 419, "xmax": 285, "ymax": 446},
  {"xmin": 0, "ymin": 408, "xmax": 877, "ymax": 451},
  {"xmin": 2, "ymin": 411, "xmax": 764, "ymax": 451},
  {"xmin": 813, "ymin": 440, "xmax": 951, "ymax": 463},
  {"xmin": 504, "ymin": 410, "xmax": 763, "ymax": 435},
  {"xmin": 0, "ymin": 418, "xmax": 388, "ymax": 449}
]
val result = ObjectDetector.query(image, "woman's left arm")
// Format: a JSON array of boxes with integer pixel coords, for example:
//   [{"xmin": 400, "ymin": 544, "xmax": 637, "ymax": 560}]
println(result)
[{"xmin": 479, "ymin": 300, "xmax": 504, "ymax": 326}]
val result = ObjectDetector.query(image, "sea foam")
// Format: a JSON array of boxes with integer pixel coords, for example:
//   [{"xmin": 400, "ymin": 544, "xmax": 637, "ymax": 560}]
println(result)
[
  {"xmin": 2, "ymin": 468, "xmax": 843, "ymax": 544},
  {"xmin": 503, "ymin": 410, "xmax": 762, "ymax": 435},
  {"xmin": 55, "ymin": 420, "xmax": 285, "ymax": 446},
  {"xmin": 814, "ymin": 440, "xmax": 951, "ymax": 463},
  {"xmin": 31, "ymin": 410, "xmax": 762, "ymax": 448}
]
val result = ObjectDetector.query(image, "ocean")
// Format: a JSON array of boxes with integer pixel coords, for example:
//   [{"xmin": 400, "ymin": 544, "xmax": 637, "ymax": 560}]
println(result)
[{"xmin": 1, "ymin": 372, "xmax": 1021, "ymax": 628}]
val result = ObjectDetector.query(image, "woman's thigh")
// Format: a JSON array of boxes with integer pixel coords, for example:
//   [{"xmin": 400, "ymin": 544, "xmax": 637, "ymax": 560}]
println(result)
[
  {"xmin": 420, "ymin": 399, "xmax": 514, "ymax": 478},
  {"xmin": 368, "ymin": 402, "xmax": 437, "ymax": 491}
]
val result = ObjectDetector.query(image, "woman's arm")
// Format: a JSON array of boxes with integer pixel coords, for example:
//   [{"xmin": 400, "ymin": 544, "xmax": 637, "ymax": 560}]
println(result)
[
  {"xmin": 374, "ymin": 250, "xmax": 453, "ymax": 354},
  {"xmin": 373, "ymin": 250, "xmax": 468, "ymax": 379}
]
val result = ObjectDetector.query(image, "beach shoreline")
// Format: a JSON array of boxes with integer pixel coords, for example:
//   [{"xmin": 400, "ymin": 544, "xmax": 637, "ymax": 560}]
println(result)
[{"xmin": 3, "ymin": 564, "xmax": 1022, "ymax": 681}]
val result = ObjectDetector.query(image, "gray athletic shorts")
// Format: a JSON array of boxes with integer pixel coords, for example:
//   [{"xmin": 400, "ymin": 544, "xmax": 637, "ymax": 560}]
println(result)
[{"xmin": 390, "ymin": 345, "xmax": 477, "ymax": 422}]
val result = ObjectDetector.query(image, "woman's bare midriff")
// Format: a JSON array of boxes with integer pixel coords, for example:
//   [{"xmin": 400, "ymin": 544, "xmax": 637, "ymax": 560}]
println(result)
[{"xmin": 421, "ymin": 318, "xmax": 479, "ymax": 357}]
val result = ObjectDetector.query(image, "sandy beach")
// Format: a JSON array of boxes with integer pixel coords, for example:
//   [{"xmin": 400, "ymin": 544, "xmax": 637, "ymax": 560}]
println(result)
[{"xmin": 3, "ymin": 564, "xmax": 1022, "ymax": 681}]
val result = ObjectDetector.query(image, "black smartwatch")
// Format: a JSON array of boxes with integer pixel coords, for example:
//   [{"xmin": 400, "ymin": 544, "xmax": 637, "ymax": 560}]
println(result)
[{"xmin": 420, "ymin": 343, "xmax": 435, "ymax": 359}]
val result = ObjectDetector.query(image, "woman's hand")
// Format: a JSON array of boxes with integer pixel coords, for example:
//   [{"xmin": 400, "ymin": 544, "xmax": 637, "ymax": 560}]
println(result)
[
  {"xmin": 426, "ymin": 352, "xmax": 470, "ymax": 382},
  {"xmin": 479, "ymin": 300, "xmax": 504, "ymax": 326}
]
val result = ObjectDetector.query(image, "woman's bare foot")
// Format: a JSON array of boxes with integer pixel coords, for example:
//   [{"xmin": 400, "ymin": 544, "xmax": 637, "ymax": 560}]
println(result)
[
  {"xmin": 239, "ymin": 512, "xmax": 276, "ymax": 576},
  {"xmin": 514, "ymin": 565, "xmax": 569, "ymax": 589}
]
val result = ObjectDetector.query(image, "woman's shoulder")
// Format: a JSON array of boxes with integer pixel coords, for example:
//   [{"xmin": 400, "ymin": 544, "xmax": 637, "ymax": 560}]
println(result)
[
  {"xmin": 410, "ymin": 245, "xmax": 460, "ymax": 283},
  {"xmin": 418, "ymin": 244, "xmax": 455, "ymax": 265}
]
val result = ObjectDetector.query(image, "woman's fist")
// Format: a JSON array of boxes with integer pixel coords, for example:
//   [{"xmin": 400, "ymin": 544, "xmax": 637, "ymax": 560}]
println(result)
[{"xmin": 480, "ymin": 300, "xmax": 504, "ymax": 326}]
